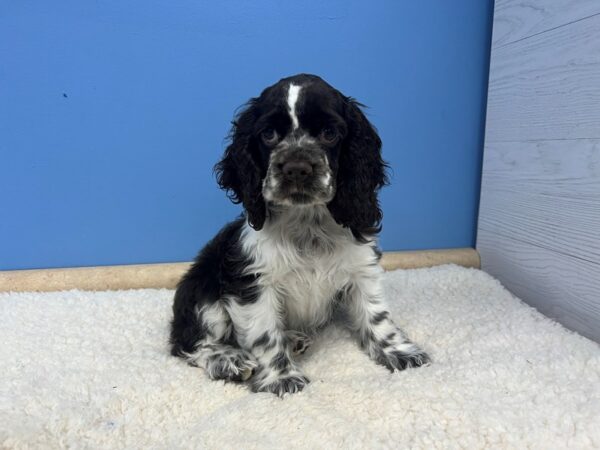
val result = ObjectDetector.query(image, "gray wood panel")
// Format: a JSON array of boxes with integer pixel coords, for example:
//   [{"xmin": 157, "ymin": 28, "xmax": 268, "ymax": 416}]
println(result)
[
  {"xmin": 486, "ymin": 13, "xmax": 600, "ymax": 142},
  {"xmin": 478, "ymin": 1, "xmax": 600, "ymax": 342},
  {"xmin": 492, "ymin": 0, "xmax": 600, "ymax": 47},
  {"xmin": 478, "ymin": 231, "xmax": 600, "ymax": 341},
  {"xmin": 479, "ymin": 140, "xmax": 600, "ymax": 262}
]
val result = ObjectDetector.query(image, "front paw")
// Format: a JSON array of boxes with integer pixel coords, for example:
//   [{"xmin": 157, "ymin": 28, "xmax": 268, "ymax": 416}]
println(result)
[
  {"xmin": 374, "ymin": 344, "xmax": 430, "ymax": 372},
  {"xmin": 384, "ymin": 349, "xmax": 430, "ymax": 371},
  {"xmin": 252, "ymin": 371, "xmax": 310, "ymax": 397}
]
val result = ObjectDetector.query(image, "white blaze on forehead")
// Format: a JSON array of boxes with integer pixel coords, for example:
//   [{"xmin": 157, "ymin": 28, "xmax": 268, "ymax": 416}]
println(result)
[{"xmin": 287, "ymin": 84, "xmax": 302, "ymax": 130}]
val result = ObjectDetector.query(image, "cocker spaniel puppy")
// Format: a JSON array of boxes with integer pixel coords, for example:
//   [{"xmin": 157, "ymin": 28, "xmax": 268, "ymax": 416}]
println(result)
[{"xmin": 170, "ymin": 74, "xmax": 429, "ymax": 396}]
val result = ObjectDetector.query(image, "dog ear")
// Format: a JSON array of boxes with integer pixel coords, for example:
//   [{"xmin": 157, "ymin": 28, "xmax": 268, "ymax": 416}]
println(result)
[
  {"xmin": 214, "ymin": 100, "xmax": 266, "ymax": 230},
  {"xmin": 327, "ymin": 98, "xmax": 389, "ymax": 241}
]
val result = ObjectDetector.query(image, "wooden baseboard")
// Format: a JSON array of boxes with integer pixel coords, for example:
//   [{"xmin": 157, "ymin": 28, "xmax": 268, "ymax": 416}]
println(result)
[{"xmin": 0, "ymin": 248, "xmax": 479, "ymax": 292}]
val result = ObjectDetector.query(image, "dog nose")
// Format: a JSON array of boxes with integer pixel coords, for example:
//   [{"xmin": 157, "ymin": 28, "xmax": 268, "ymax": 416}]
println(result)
[{"xmin": 282, "ymin": 161, "xmax": 313, "ymax": 181}]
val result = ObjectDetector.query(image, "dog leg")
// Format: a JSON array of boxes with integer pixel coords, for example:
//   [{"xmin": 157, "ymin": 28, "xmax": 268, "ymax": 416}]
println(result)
[
  {"xmin": 177, "ymin": 301, "xmax": 257, "ymax": 382},
  {"xmin": 343, "ymin": 268, "xmax": 430, "ymax": 371},
  {"xmin": 226, "ymin": 287, "xmax": 309, "ymax": 396}
]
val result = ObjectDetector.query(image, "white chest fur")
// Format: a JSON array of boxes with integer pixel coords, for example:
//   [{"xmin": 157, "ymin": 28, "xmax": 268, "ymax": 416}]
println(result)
[{"xmin": 241, "ymin": 206, "xmax": 381, "ymax": 331}]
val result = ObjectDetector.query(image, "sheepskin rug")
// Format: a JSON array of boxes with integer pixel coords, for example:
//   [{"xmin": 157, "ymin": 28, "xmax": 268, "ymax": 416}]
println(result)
[{"xmin": 1, "ymin": 265, "xmax": 599, "ymax": 449}]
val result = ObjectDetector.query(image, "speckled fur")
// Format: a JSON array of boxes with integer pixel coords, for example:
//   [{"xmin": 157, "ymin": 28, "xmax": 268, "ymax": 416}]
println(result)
[{"xmin": 170, "ymin": 74, "xmax": 429, "ymax": 396}]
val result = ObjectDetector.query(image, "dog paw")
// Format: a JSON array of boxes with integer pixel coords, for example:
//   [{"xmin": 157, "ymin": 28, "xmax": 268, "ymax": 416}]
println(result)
[
  {"xmin": 206, "ymin": 349, "xmax": 258, "ymax": 382},
  {"xmin": 374, "ymin": 344, "xmax": 431, "ymax": 372},
  {"xmin": 285, "ymin": 330, "xmax": 313, "ymax": 356},
  {"xmin": 252, "ymin": 372, "xmax": 310, "ymax": 397},
  {"xmin": 385, "ymin": 349, "xmax": 430, "ymax": 371}
]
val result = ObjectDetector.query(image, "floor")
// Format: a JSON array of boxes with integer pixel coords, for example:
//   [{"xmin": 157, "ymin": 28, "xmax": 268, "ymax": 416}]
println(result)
[{"xmin": 1, "ymin": 265, "xmax": 599, "ymax": 449}]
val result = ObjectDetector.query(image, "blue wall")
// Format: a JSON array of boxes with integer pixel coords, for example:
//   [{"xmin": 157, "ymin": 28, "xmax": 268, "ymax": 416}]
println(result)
[{"xmin": 0, "ymin": 1, "xmax": 493, "ymax": 270}]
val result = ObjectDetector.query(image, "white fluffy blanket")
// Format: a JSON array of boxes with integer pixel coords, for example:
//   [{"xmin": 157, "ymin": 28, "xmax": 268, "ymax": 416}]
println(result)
[{"xmin": 1, "ymin": 265, "xmax": 599, "ymax": 449}]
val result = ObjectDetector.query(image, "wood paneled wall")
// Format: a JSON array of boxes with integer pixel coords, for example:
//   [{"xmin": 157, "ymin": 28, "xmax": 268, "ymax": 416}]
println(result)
[{"xmin": 477, "ymin": 0, "xmax": 600, "ymax": 342}]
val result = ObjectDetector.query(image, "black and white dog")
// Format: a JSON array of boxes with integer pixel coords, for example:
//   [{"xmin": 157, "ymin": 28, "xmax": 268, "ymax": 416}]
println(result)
[{"xmin": 170, "ymin": 74, "xmax": 429, "ymax": 396}]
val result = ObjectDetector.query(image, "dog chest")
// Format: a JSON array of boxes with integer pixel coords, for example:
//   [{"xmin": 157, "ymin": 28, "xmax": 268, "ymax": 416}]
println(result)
[
  {"xmin": 277, "ymin": 257, "xmax": 347, "ymax": 330},
  {"xmin": 256, "ymin": 240, "xmax": 377, "ymax": 330},
  {"xmin": 240, "ymin": 211, "xmax": 380, "ymax": 329}
]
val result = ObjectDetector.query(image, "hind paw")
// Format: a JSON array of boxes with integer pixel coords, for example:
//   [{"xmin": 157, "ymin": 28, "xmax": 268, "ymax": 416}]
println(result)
[{"xmin": 285, "ymin": 330, "xmax": 313, "ymax": 356}]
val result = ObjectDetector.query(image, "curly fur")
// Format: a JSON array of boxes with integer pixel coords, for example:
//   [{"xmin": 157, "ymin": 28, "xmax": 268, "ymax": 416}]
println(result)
[
  {"xmin": 214, "ymin": 99, "xmax": 267, "ymax": 230},
  {"xmin": 215, "ymin": 75, "xmax": 389, "ymax": 237},
  {"xmin": 171, "ymin": 74, "xmax": 429, "ymax": 397},
  {"xmin": 327, "ymin": 98, "xmax": 389, "ymax": 241}
]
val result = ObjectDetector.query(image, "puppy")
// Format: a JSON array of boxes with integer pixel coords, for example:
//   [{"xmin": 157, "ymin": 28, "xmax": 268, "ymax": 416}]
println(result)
[{"xmin": 170, "ymin": 74, "xmax": 429, "ymax": 396}]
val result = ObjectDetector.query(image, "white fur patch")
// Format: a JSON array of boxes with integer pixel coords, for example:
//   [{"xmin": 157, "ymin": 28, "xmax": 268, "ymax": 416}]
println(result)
[
  {"xmin": 241, "ymin": 205, "xmax": 380, "ymax": 331},
  {"xmin": 287, "ymin": 84, "xmax": 302, "ymax": 130}
]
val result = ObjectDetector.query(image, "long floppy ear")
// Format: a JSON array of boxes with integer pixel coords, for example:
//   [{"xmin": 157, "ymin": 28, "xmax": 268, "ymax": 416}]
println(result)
[
  {"xmin": 214, "ymin": 100, "xmax": 266, "ymax": 230},
  {"xmin": 327, "ymin": 98, "xmax": 389, "ymax": 241}
]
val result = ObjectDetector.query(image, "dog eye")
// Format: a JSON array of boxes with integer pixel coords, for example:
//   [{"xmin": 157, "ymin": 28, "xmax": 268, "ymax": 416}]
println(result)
[
  {"xmin": 261, "ymin": 128, "xmax": 279, "ymax": 145},
  {"xmin": 319, "ymin": 127, "xmax": 338, "ymax": 144}
]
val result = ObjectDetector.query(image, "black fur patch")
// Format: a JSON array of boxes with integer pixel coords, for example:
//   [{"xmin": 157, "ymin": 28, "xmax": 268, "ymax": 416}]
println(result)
[
  {"xmin": 252, "ymin": 332, "xmax": 271, "ymax": 348},
  {"xmin": 270, "ymin": 351, "xmax": 290, "ymax": 371},
  {"xmin": 170, "ymin": 217, "xmax": 254, "ymax": 357},
  {"xmin": 359, "ymin": 329, "xmax": 376, "ymax": 349},
  {"xmin": 370, "ymin": 311, "xmax": 389, "ymax": 325},
  {"xmin": 373, "ymin": 246, "xmax": 383, "ymax": 261},
  {"xmin": 379, "ymin": 339, "xmax": 391, "ymax": 349}
]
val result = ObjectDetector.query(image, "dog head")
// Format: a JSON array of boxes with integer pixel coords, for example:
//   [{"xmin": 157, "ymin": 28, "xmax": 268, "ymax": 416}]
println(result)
[{"xmin": 215, "ymin": 74, "xmax": 388, "ymax": 239}]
